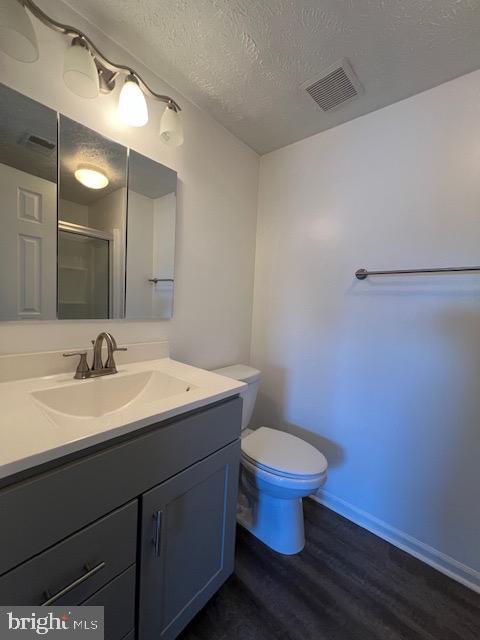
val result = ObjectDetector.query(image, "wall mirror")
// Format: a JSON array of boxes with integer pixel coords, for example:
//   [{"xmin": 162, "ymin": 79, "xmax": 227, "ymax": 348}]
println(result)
[
  {"xmin": 0, "ymin": 83, "xmax": 57, "ymax": 321},
  {"xmin": 58, "ymin": 116, "xmax": 128, "ymax": 320},
  {"xmin": 126, "ymin": 151, "xmax": 177, "ymax": 320},
  {"xmin": 0, "ymin": 83, "xmax": 177, "ymax": 321}
]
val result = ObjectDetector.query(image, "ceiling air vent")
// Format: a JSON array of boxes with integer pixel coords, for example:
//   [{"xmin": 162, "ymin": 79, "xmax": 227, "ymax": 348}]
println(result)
[
  {"xmin": 18, "ymin": 132, "xmax": 56, "ymax": 157},
  {"xmin": 302, "ymin": 58, "xmax": 363, "ymax": 112}
]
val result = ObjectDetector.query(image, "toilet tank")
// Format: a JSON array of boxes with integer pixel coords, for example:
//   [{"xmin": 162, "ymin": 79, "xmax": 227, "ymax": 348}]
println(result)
[{"xmin": 212, "ymin": 365, "xmax": 261, "ymax": 430}]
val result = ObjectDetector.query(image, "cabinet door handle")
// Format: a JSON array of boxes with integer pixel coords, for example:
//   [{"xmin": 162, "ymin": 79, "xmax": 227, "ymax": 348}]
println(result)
[
  {"xmin": 41, "ymin": 561, "xmax": 106, "ymax": 606},
  {"xmin": 153, "ymin": 510, "xmax": 163, "ymax": 558}
]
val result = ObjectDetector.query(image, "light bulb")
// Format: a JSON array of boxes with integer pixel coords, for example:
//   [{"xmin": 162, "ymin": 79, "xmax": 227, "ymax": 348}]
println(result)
[
  {"xmin": 63, "ymin": 40, "xmax": 99, "ymax": 99},
  {"xmin": 159, "ymin": 105, "xmax": 184, "ymax": 147},
  {"xmin": 118, "ymin": 75, "xmax": 148, "ymax": 127},
  {"xmin": 0, "ymin": 1, "xmax": 39, "ymax": 62},
  {"xmin": 75, "ymin": 165, "xmax": 109, "ymax": 190}
]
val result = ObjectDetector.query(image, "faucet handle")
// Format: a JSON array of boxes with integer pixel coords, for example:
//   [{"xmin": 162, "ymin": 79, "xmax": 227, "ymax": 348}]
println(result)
[{"xmin": 63, "ymin": 351, "xmax": 90, "ymax": 379}]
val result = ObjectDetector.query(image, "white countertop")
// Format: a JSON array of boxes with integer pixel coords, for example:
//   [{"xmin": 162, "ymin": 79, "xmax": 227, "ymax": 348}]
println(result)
[{"xmin": 0, "ymin": 357, "xmax": 245, "ymax": 482}]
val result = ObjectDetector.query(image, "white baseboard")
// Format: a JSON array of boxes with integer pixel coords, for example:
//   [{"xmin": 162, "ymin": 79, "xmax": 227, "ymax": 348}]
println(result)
[{"xmin": 310, "ymin": 489, "xmax": 480, "ymax": 594}]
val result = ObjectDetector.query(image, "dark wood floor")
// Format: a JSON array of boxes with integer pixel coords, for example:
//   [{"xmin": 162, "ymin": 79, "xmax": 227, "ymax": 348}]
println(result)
[{"xmin": 179, "ymin": 499, "xmax": 480, "ymax": 640}]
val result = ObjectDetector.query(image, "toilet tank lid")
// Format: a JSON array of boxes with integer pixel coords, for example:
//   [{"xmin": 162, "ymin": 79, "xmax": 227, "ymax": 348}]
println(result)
[{"xmin": 213, "ymin": 364, "xmax": 261, "ymax": 383}]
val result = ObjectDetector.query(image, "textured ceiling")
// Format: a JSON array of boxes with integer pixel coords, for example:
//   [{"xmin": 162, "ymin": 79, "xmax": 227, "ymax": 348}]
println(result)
[
  {"xmin": 60, "ymin": 120, "xmax": 176, "ymax": 204},
  {"xmin": 0, "ymin": 83, "xmax": 56, "ymax": 183},
  {"xmin": 63, "ymin": 0, "xmax": 480, "ymax": 154},
  {"xmin": 59, "ymin": 115, "xmax": 127, "ymax": 205},
  {"xmin": 129, "ymin": 151, "xmax": 177, "ymax": 200}
]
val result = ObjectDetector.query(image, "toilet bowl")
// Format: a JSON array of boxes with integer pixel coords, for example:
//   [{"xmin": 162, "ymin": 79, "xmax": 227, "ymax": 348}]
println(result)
[{"xmin": 213, "ymin": 365, "xmax": 328, "ymax": 555}]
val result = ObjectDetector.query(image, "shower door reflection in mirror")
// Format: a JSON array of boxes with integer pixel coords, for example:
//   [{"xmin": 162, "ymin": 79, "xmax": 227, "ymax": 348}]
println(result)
[
  {"xmin": 58, "ymin": 226, "xmax": 110, "ymax": 319},
  {"xmin": 0, "ymin": 84, "xmax": 57, "ymax": 320},
  {"xmin": 126, "ymin": 150, "xmax": 177, "ymax": 319},
  {"xmin": 58, "ymin": 116, "xmax": 127, "ymax": 319}
]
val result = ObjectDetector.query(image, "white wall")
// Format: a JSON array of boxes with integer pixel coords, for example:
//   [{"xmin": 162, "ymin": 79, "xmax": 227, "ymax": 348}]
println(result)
[
  {"xmin": 59, "ymin": 199, "xmax": 88, "ymax": 226},
  {"xmin": 0, "ymin": 0, "xmax": 259, "ymax": 369},
  {"xmin": 251, "ymin": 70, "xmax": 480, "ymax": 587},
  {"xmin": 88, "ymin": 188, "xmax": 125, "ymax": 236},
  {"xmin": 151, "ymin": 193, "xmax": 176, "ymax": 319},
  {"xmin": 126, "ymin": 190, "xmax": 154, "ymax": 317},
  {"xmin": 153, "ymin": 193, "xmax": 176, "ymax": 281}
]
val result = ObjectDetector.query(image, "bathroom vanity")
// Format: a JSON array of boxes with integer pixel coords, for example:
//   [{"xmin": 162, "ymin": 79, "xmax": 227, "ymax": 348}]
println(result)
[
  {"xmin": 0, "ymin": 348, "xmax": 244, "ymax": 640},
  {"xmin": 0, "ymin": 78, "xmax": 244, "ymax": 639}
]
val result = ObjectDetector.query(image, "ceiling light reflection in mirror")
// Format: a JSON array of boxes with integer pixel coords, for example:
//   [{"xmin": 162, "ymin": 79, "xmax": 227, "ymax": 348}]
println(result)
[{"xmin": 74, "ymin": 164, "xmax": 109, "ymax": 190}]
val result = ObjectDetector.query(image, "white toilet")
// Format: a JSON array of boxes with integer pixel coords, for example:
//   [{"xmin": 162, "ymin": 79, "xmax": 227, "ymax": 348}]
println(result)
[{"xmin": 213, "ymin": 364, "xmax": 328, "ymax": 555}]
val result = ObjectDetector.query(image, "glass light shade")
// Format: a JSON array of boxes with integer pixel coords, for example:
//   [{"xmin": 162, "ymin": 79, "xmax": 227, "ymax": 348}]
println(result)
[
  {"xmin": 118, "ymin": 77, "xmax": 148, "ymax": 127},
  {"xmin": 159, "ymin": 105, "xmax": 184, "ymax": 147},
  {"xmin": 0, "ymin": 1, "xmax": 39, "ymax": 62},
  {"xmin": 74, "ymin": 165, "xmax": 109, "ymax": 190},
  {"xmin": 63, "ymin": 42, "xmax": 99, "ymax": 99}
]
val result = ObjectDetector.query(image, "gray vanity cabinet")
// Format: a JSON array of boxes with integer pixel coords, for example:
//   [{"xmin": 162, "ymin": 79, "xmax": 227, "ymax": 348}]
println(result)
[
  {"xmin": 0, "ymin": 501, "xmax": 137, "ymax": 606},
  {"xmin": 82, "ymin": 566, "xmax": 136, "ymax": 640},
  {"xmin": 0, "ymin": 397, "xmax": 242, "ymax": 640},
  {"xmin": 139, "ymin": 441, "xmax": 239, "ymax": 640}
]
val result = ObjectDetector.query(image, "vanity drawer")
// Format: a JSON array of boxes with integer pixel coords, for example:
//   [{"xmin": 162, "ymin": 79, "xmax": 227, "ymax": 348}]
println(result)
[
  {"xmin": 82, "ymin": 566, "xmax": 136, "ymax": 640},
  {"xmin": 0, "ymin": 397, "xmax": 241, "ymax": 575},
  {"xmin": 0, "ymin": 501, "xmax": 137, "ymax": 605}
]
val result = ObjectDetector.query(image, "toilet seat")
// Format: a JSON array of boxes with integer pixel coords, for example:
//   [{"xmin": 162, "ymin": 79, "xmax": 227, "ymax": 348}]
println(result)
[
  {"xmin": 241, "ymin": 427, "xmax": 328, "ymax": 479},
  {"xmin": 241, "ymin": 451, "xmax": 327, "ymax": 482},
  {"xmin": 241, "ymin": 454, "xmax": 326, "ymax": 492}
]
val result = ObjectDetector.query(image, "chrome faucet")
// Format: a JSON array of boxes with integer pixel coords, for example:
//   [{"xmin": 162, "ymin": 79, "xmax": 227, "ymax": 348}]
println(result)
[{"xmin": 63, "ymin": 332, "xmax": 127, "ymax": 379}]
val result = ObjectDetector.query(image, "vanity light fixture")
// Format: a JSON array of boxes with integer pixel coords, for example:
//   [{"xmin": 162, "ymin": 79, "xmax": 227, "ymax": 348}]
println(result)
[
  {"xmin": 1, "ymin": 0, "xmax": 183, "ymax": 146},
  {"xmin": 159, "ymin": 105, "xmax": 184, "ymax": 147},
  {"xmin": 74, "ymin": 165, "xmax": 109, "ymax": 190},
  {"xmin": 118, "ymin": 75, "xmax": 149, "ymax": 127},
  {"xmin": 0, "ymin": 0, "xmax": 39, "ymax": 62},
  {"xmin": 63, "ymin": 38, "xmax": 99, "ymax": 99}
]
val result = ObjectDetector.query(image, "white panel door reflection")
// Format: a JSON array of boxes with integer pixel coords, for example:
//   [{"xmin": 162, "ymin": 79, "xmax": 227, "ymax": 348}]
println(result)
[{"xmin": 0, "ymin": 164, "xmax": 56, "ymax": 320}]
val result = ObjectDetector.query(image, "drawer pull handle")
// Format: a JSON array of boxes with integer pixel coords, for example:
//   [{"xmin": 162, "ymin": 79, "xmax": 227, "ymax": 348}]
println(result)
[
  {"xmin": 41, "ymin": 561, "xmax": 106, "ymax": 606},
  {"xmin": 153, "ymin": 510, "xmax": 163, "ymax": 558}
]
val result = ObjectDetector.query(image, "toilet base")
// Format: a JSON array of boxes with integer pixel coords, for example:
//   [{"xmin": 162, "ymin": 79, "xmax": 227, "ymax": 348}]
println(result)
[{"xmin": 237, "ymin": 475, "xmax": 306, "ymax": 555}]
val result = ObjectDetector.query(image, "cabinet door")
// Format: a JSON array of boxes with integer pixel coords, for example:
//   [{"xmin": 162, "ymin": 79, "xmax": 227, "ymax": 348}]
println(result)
[{"xmin": 138, "ymin": 440, "xmax": 240, "ymax": 640}]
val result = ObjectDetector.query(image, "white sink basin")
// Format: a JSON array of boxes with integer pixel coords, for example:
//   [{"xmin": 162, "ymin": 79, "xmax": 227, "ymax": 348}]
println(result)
[
  {"xmin": 0, "ymin": 354, "xmax": 246, "ymax": 480},
  {"xmin": 32, "ymin": 370, "xmax": 194, "ymax": 419}
]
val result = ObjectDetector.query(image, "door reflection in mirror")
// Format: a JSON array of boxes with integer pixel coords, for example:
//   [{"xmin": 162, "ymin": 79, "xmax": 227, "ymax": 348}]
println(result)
[
  {"xmin": 0, "ymin": 84, "xmax": 57, "ymax": 321},
  {"xmin": 58, "ymin": 225, "xmax": 111, "ymax": 320}
]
